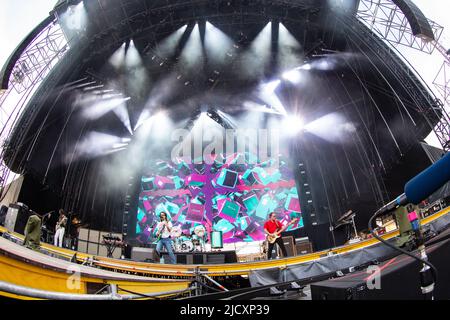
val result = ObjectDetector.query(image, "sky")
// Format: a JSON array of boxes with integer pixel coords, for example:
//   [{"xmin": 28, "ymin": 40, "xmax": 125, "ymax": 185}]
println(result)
[
  {"xmin": 0, "ymin": 0, "xmax": 449, "ymax": 148},
  {"xmin": 0, "ymin": 0, "xmax": 58, "ymax": 68}
]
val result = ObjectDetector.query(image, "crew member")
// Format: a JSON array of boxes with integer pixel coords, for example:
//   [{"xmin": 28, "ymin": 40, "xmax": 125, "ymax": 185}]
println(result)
[
  {"xmin": 264, "ymin": 212, "xmax": 288, "ymax": 259},
  {"xmin": 155, "ymin": 212, "xmax": 176, "ymax": 264},
  {"xmin": 54, "ymin": 209, "xmax": 67, "ymax": 248},
  {"xmin": 23, "ymin": 212, "xmax": 42, "ymax": 251}
]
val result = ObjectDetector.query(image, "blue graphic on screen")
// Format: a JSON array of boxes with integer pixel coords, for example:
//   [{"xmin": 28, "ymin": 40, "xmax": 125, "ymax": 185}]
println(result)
[{"xmin": 136, "ymin": 152, "xmax": 303, "ymax": 244}]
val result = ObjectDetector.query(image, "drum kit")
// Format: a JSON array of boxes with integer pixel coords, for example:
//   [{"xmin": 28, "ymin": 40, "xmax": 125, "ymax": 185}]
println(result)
[{"xmin": 170, "ymin": 225, "xmax": 207, "ymax": 252}]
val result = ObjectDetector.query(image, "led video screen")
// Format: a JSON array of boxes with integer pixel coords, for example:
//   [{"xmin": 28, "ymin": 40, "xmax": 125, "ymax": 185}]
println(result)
[{"xmin": 135, "ymin": 153, "xmax": 303, "ymax": 244}]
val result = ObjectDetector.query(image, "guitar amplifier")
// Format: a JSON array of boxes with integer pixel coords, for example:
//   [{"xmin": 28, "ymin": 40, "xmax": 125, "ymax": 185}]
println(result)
[
  {"xmin": 295, "ymin": 238, "xmax": 313, "ymax": 255},
  {"xmin": 5, "ymin": 203, "xmax": 31, "ymax": 235},
  {"xmin": 282, "ymin": 236, "xmax": 296, "ymax": 257}
]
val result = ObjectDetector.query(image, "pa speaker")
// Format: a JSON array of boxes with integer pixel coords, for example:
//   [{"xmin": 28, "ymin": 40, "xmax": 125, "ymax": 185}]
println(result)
[{"xmin": 392, "ymin": 0, "xmax": 435, "ymax": 40}]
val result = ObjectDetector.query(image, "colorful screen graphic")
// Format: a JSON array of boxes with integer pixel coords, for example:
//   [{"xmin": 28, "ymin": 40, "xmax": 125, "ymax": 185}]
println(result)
[{"xmin": 136, "ymin": 153, "xmax": 303, "ymax": 244}]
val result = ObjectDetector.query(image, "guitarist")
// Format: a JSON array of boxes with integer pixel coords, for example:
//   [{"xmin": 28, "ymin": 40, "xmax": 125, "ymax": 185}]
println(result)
[
  {"xmin": 155, "ymin": 212, "xmax": 176, "ymax": 264},
  {"xmin": 54, "ymin": 209, "xmax": 68, "ymax": 248},
  {"xmin": 264, "ymin": 212, "xmax": 290, "ymax": 260}
]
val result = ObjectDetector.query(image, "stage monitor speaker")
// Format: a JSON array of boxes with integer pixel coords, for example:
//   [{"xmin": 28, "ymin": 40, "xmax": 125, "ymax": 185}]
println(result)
[
  {"xmin": 282, "ymin": 236, "xmax": 296, "ymax": 257},
  {"xmin": 193, "ymin": 253, "xmax": 206, "ymax": 264},
  {"xmin": 392, "ymin": 0, "xmax": 435, "ymax": 40},
  {"xmin": 5, "ymin": 204, "xmax": 31, "ymax": 235},
  {"xmin": 206, "ymin": 254, "xmax": 225, "ymax": 264},
  {"xmin": 176, "ymin": 254, "xmax": 187, "ymax": 264},
  {"xmin": 131, "ymin": 247, "xmax": 158, "ymax": 262}
]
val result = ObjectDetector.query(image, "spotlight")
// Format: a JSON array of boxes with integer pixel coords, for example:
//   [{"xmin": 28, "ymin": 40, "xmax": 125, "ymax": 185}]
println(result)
[
  {"xmin": 261, "ymin": 80, "xmax": 281, "ymax": 94},
  {"xmin": 300, "ymin": 63, "xmax": 311, "ymax": 70},
  {"xmin": 282, "ymin": 68, "xmax": 302, "ymax": 84},
  {"xmin": 153, "ymin": 111, "xmax": 167, "ymax": 122},
  {"xmin": 283, "ymin": 115, "xmax": 304, "ymax": 135}
]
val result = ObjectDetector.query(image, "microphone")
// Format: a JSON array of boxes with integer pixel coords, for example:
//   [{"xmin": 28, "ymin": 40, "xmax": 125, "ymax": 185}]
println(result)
[
  {"xmin": 405, "ymin": 151, "xmax": 450, "ymax": 205},
  {"xmin": 377, "ymin": 151, "xmax": 450, "ymax": 213}
]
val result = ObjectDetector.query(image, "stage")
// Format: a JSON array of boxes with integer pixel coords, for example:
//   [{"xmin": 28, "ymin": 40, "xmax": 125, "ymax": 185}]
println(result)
[{"xmin": 1, "ymin": 205, "xmax": 449, "ymax": 299}]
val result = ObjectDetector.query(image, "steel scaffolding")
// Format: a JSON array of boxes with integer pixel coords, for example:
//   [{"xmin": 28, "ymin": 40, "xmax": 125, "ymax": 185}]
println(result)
[
  {"xmin": 357, "ymin": 0, "xmax": 450, "ymax": 151},
  {"xmin": 356, "ymin": 0, "xmax": 443, "ymax": 54},
  {"xmin": 0, "ymin": 21, "xmax": 68, "ymax": 196}
]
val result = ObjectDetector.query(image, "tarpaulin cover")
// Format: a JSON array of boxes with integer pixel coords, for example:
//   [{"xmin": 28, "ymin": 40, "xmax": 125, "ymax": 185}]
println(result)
[{"xmin": 249, "ymin": 209, "xmax": 450, "ymax": 287}]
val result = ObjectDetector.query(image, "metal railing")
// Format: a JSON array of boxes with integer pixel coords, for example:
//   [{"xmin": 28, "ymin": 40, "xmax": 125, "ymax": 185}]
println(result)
[{"xmin": 0, "ymin": 280, "xmax": 194, "ymax": 300}]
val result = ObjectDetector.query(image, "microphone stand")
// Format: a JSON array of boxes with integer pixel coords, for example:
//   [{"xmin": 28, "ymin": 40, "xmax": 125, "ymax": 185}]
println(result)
[
  {"xmin": 408, "ymin": 211, "xmax": 434, "ymax": 300},
  {"xmin": 369, "ymin": 206, "xmax": 437, "ymax": 300}
]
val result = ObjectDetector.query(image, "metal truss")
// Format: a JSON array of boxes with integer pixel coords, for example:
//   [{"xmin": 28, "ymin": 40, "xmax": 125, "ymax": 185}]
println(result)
[
  {"xmin": 9, "ymin": 23, "xmax": 68, "ymax": 94},
  {"xmin": 357, "ymin": 0, "xmax": 450, "ymax": 151},
  {"xmin": 433, "ymin": 43, "xmax": 450, "ymax": 106},
  {"xmin": 0, "ymin": 21, "xmax": 69, "ymax": 197},
  {"xmin": 356, "ymin": 0, "xmax": 444, "ymax": 54}
]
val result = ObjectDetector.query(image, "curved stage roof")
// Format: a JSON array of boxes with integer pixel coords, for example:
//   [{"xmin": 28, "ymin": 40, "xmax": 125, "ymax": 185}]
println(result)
[{"xmin": 0, "ymin": 0, "xmax": 444, "ymax": 246}]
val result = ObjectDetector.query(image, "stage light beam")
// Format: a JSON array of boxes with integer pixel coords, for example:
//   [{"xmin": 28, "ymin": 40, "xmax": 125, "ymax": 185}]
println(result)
[
  {"xmin": 63, "ymin": 2, "xmax": 87, "ymax": 31},
  {"xmin": 278, "ymin": 23, "xmax": 302, "ymax": 70},
  {"xmin": 109, "ymin": 43, "xmax": 126, "ymax": 69},
  {"xmin": 282, "ymin": 68, "xmax": 302, "ymax": 84},
  {"xmin": 75, "ymin": 132, "xmax": 127, "ymax": 159},
  {"xmin": 125, "ymin": 40, "xmax": 143, "ymax": 68},
  {"xmin": 239, "ymin": 22, "xmax": 272, "ymax": 79},
  {"xmin": 180, "ymin": 24, "xmax": 203, "ymax": 71},
  {"xmin": 154, "ymin": 24, "xmax": 188, "ymax": 58},
  {"xmin": 82, "ymin": 97, "xmax": 130, "ymax": 120},
  {"xmin": 258, "ymin": 80, "xmax": 286, "ymax": 115},
  {"xmin": 304, "ymin": 112, "xmax": 356, "ymax": 143},
  {"xmin": 205, "ymin": 21, "xmax": 235, "ymax": 65}
]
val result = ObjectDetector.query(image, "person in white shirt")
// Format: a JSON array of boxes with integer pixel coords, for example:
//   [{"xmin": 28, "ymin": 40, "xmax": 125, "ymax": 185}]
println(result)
[
  {"xmin": 54, "ymin": 209, "xmax": 67, "ymax": 248},
  {"xmin": 155, "ymin": 212, "xmax": 176, "ymax": 264}
]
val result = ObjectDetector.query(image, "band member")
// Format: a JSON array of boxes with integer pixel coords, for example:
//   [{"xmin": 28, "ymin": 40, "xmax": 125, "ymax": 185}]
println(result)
[
  {"xmin": 155, "ymin": 212, "xmax": 176, "ymax": 264},
  {"xmin": 69, "ymin": 214, "xmax": 83, "ymax": 250},
  {"xmin": 23, "ymin": 211, "xmax": 42, "ymax": 251},
  {"xmin": 54, "ymin": 209, "xmax": 67, "ymax": 248},
  {"xmin": 264, "ymin": 212, "xmax": 288, "ymax": 260}
]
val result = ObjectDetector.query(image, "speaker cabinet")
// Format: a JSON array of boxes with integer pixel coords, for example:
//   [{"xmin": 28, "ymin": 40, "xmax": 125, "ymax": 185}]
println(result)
[
  {"xmin": 206, "ymin": 253, "xmax": 225, "ymax": 264},
  {"xmin": 5, "ymin": 204, "xmax": 30, "ymax": 235},
  {"xmin": 296, "ymin": 241, "xmax": 313, "ymax": 255},
  {"xmin": 282, "ymin": 236, "xmax": 296, "ymax": 257},
  {"xmin": 131, "ymin": 247, "xmax": 158, "ymax": 262}
]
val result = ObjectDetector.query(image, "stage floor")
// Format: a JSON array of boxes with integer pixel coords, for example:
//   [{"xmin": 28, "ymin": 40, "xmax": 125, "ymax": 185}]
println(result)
[{"xmin": 0, "ymin": 205, "xmax": 449, "ymax": 300}]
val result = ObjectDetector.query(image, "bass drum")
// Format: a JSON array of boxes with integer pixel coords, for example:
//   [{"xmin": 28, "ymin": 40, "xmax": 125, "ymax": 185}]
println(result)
[{"xmin": 178, "ymin": 240, "xmax": 194, "ymax": 252}]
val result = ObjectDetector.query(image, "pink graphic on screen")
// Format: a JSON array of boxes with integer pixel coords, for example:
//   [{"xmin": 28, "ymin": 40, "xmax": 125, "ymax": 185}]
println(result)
[{"xmin": 136, "ymin": 153, "xmax": 303, "ymax": 244}]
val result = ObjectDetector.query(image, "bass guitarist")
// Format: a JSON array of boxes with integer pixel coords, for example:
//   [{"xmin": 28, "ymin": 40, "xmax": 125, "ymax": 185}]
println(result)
[{"xmin": 264, "ymin": 212, "xmax": 298, "ymax": 260}]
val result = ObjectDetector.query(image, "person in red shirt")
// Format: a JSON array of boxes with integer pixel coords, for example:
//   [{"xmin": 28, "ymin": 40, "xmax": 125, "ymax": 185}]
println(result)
[{"xmin": 264, "ymin": 212, "xmax": 288, "ymax": 259}]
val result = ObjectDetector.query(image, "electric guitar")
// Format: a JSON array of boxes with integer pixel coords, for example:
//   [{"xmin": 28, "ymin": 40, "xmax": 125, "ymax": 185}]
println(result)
[
  {"xmin": 155, "ymin": 222, "xmax": 168, "ymax": 242},
  {"xmin": 266, "ymin": 218, "xmax": 299, "ymax": 244}
]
